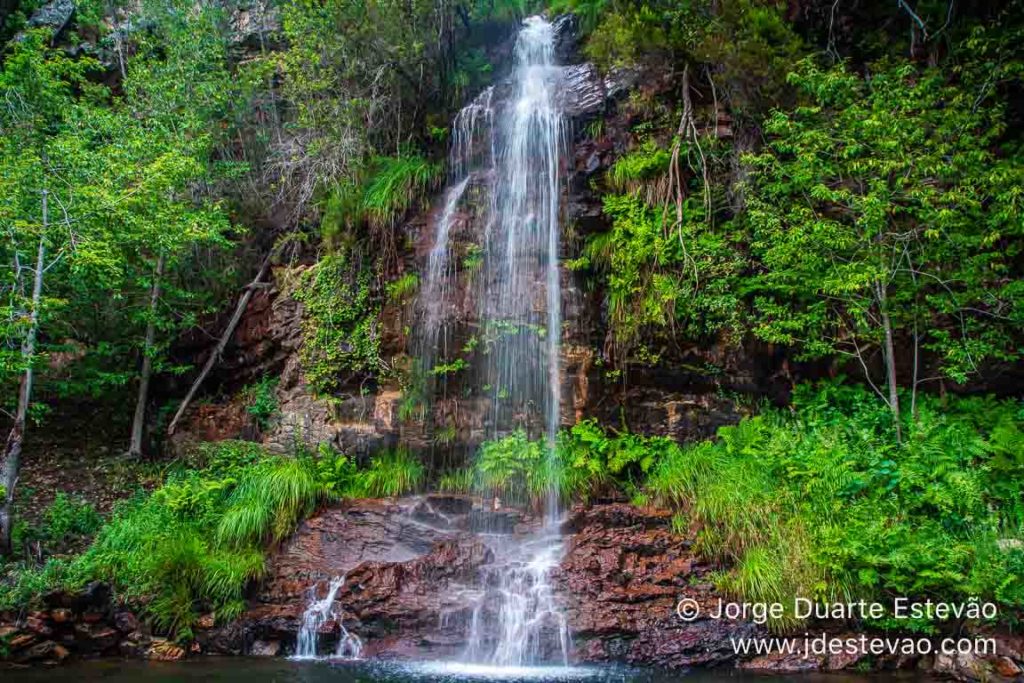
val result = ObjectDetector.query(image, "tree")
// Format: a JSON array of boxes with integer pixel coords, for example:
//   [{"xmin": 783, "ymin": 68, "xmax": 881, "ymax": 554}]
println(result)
[
  {"xmin": 99, "ymin": 0, "xmax": 237, "ymax": 457},
  {"xmin": 743, "ymin": 59, "xmax": 1023, "ymax": 431},
  {"xmin": 0, "ymin": 30, "xmax": 105, "ymax": 553}
]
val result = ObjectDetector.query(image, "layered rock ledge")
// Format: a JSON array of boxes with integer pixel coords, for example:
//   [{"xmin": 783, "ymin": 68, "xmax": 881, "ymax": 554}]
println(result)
[{"xmin": 4, "ymin": 498, "xmax": 1024, "ymax": 681}]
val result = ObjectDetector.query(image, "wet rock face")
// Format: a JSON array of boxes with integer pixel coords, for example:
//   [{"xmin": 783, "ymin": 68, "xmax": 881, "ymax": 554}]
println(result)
[
  {"xmin": 231, "ymin": 496, "xmax": 513, "ymax": 658},
  {"xmin": 558, "ymin": 504, "xmax": 763, "ymax": 668},
  {"xmin": 229, "ymin": 498, "xmax": 762, "ymax": 666}
]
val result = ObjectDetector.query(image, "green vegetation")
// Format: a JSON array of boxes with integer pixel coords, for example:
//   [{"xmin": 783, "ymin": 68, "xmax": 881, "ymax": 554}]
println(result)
[
  {"xmin": 292, "ymin": 253, "xmax": 381, "ymax": 396},
  {"xmin": 0, "ymin": 440, "xmax": 364, "ymax": 637},
  {"xmin": 386, "ymin": 272, "xmax": 420, "ymax": 304},
  {"xmin": 243, "ymin": 377, "xmax": 279, "ymax": 431},
  {"xmin": 348, "ymin": 449, "xmax": 425, "ymax": 498},
  {"xmin": 646, "ymin": 383, "xmax": 1024, "ymax": 628},
  {"xmin": 445, "ymin": 420, "xmax": 680, "ymax": 508},
  {"xmin": 0, "ymin": 0, "xmax": 1021, "ymax": 651},
  {"xmin": 362, "ymin": 156, "xmax": 443, "ymax": 230},
  {"xmin": 12, "ymin": 494, "xmax": 102, "ymax": 558}
]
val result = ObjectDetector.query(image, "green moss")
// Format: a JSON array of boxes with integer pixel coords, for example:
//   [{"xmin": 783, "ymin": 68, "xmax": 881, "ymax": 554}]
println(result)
[{"xmin": 292, "ymin": 253, "xmax": 381, "ymax": 396}]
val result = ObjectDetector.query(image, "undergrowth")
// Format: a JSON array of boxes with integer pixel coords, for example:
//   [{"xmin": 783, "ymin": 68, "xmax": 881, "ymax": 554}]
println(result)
[
  {"xmin": 646, "ymin": 383, "xmax": 1024, "ymax": 629},
  {"xmin": 0, "ymin": 441, "xmax": 357, "ymax": 639}
]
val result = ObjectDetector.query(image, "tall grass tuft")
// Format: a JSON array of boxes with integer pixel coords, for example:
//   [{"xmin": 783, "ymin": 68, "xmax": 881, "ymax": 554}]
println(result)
[
  {"xmin": 349, "ymin": 449, "xmax": 425, "ymax": 498},
  {"xmin": 216, "ymin": 458, "xmax": 328, "ymax": 548},
  {"xmin": 361, "ymin": 155, "xmax": 442, "ymax": 229}
]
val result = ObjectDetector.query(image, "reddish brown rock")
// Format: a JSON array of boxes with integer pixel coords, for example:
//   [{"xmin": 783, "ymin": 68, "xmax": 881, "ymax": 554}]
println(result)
[
  {"xmin": 994, "ymin": 656, "xmax": 1022, "ymax": 678},
  {"xmin": 559, "ymin": 503, "xmax": 764, "ymax": 668},
  {"xmin": 250, "ymin": 640, "xmax": 281, "ymax": 656},
  {"xmin": 9, "ymin": 633, "xmax": 37, "ymax": 650},
  {"xmin": 51, "ymin": 609, "xmax": 73, "ymax": 624},
  {"xmin": 25, "ymin": 616, "xmax": 52, "ymax": 636},
  {"xmin": 147, "ymin": 638, "xmax": 186, "ymax": 661},
  {"xmin": 740, "ymin": 648, "xmax": 825, "ymax": 672}
]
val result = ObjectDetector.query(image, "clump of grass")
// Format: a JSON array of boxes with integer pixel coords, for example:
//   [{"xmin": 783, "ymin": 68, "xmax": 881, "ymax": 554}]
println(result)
[
  {"xmin": 386, "ymin": 272, "xmax": 419, "ymax": 303},
  {"xmin": 216, "ymin": 458, "xmax": 328, "ymax": 548},
  {"xmin": 362, "ymin": 155, "xmax": 442, "ymax": 229},
  {"xmin": 349, "ymin": 449, "xmax": 424, "ymax": 498},
  {"xmin": 0, "ymin": 444, "xmax": 345, "ymax": 639},
  {"xmin": 437, "ymin": 467, "xmax": 475, "ymax": 494}
]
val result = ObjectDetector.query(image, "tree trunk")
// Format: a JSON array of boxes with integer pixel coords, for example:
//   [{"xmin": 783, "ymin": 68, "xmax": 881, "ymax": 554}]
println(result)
[
  {"xmin": 876, "ymin": 280, "xmax": 902, "ymax": 442},
  {"xmin": 167, "ymin": 253, "xmax": 274, "ymax": 436},
  {"xmin": 128, "ymin": 252, "xmax": 165, "ymax": 458},
  {"xmin": 0, "ymin": 191, "xmax": 47, "ymax": 556}
]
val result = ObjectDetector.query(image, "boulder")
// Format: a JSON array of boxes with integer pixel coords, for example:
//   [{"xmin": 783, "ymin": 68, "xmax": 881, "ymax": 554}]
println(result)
[
  {"xmin": 994, "ymin": 656, "xmax": 1022, "ymax": 678},
  {"xmin": 146, "ymin": 638, "xmax": 186, "ymax": 661},
  {"xmin": 250, "ymin": 639, "xmax": 281, "ymax": 656},
  {"xmin": 26, "ymin": 0, "xmax": 75, "ymax": 35}
]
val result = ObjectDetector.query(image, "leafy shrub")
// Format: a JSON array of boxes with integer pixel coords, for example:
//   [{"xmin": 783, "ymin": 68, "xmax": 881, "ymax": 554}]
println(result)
[
  {"xmin": 646, "ymin": 382, "xmax": 1024, "ymax": 628},
  {"xmin": 467, "ymin": 421, "xmax": 678, "ymax": 509},
  {"xmin": 188, "ymin": 439, "xmax": 268, "ymax": 478},
  {"xmin": 9, "ymin": 494, "xmax": 103, "ymax": 562},
  {"xmin": 244, "ymin": 376, "xmax": 279, "ymax": 430},
  {"xmin": 292, "ymin": 253, "xmax": 381, "ymax": 395}
]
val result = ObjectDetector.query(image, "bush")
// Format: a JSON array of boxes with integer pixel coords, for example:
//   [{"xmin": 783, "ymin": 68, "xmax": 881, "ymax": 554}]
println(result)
[
  {"xmin": 13, "ymin": 493, "xmax": 103, "ymax": 555},
  {"xmin": 646, "ymin": 382, "xmax": 1024, "ymax": 628},
  {"xmin": 0, "ymin": 443, "xmax": 340, "ymax": 637},
  {"xmin": 465, "ymin": 421, "xmax": 678, "ymax": 509},
  {"xmin": 244, "ymin": 376, "xmax": 279, "ymax": 430},
  {"xmin": 292, "ymin": 253, "xmax": 381, "ymax": 396}
]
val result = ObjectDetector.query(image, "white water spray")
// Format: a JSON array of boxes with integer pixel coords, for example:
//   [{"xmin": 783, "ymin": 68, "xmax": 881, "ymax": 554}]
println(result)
[
  {"xmin": 464, "ymin": 16, "xmax": 570, "ymax": 667},
  {"xmin": 415, "ymin": 15, "xmax": 571, "ymax": 667},
  {"xmin": 293, "ymin": 576, "xmax": 363, "ymax": 660}
]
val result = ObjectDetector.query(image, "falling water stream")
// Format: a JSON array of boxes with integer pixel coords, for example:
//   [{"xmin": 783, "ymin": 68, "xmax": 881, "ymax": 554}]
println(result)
[
  {"xmin": 293, "ymin": 577, "xmax": 363, "ymax": 661},
  {"xmin": 416, "ymin": 15, "xmax": 571, "ymax": 668}
]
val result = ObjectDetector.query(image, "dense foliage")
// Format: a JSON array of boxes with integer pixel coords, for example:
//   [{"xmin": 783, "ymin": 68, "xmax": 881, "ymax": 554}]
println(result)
[
  {"xmin": 0, "ymin": 439, "xmax": 430, "ymax": 637},
  {"xmin": 0, "ymin": 0, "xmax": 1021, "ymax": 650},
  {"xmin": 648, "ymin": 384, "xmax": 1024, "ymax": 629}
]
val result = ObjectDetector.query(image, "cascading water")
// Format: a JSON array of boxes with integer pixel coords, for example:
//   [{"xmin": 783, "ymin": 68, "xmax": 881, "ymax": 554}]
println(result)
[
  {"xmin": 414, "ymin": 15, "xmax": 571, "ymax": 668},
  {"xmin": 412, "ymin": 87, "xmax": 494, "ymax": 427},
  {"xmin": 466, "ymin": 16, "xmax": 569, "ymax": 667},
  {"xmin": 411, "ymin": 13, "xmax": 571, "ymax": 667},
  {"xmin": 483, "ymin": 15, "xmax": 566, "ymax": 458},
  {"xmin": 293, "ymin": 576, "xmax": 363, "ymax": 660}
]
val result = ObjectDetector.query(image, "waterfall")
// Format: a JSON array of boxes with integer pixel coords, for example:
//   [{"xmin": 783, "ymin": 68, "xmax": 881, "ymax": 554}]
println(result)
[
  {"xmin": 414, "ymin": 14, "xmax": 570, "ymax": 668},
  {"xmin": 484, "ymin": 15, "xmax": 565, "ymax": 459},
  {"xmin": 293, "ymin": 576, "xmax": 363, "ymax": 660},
  {"xmin": 413, "ymin": 87, "xmax": 493, "ymax": 420},
  {"xmin": 468, "ymin": 15, "xmax": 571, "ymax": 667}
]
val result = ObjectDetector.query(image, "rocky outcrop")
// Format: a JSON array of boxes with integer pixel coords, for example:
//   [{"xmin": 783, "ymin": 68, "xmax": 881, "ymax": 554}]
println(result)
[
  {"xmin": 559, "ymin": 504, "xmax": 763, "ymax": 668},
  {"xmin": 0, "ymin": 581, "xmax": 170, "ymax": 665},
  {"xmin": 218, "ymin": 498, "xmax": 764, "ymax": 664},
  {"xmin": 7, "ymin": 499, "xmax": 1024, "ymax": 678}
]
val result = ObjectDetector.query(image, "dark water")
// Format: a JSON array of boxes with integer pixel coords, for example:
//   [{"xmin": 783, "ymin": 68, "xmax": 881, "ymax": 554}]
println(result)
[{"xmin": 1, "ymin": 658, "xmax": 929, "ymax": 682}]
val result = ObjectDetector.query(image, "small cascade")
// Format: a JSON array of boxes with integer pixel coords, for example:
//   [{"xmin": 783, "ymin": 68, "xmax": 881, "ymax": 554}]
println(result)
[
  {"xmin": 293, "ymin": 577, "xmax": 362, "ymax": 660},
  {"xmin": 412, "ymin": 87, "xmax": 495, "ymax": 409},
  {"xmin": 463, "ymin": 530, "xmax": 571, "ymax": 667},
  {"xmin": 419, "ymin": 175, "xmax": 472, "ymax": 362}
]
